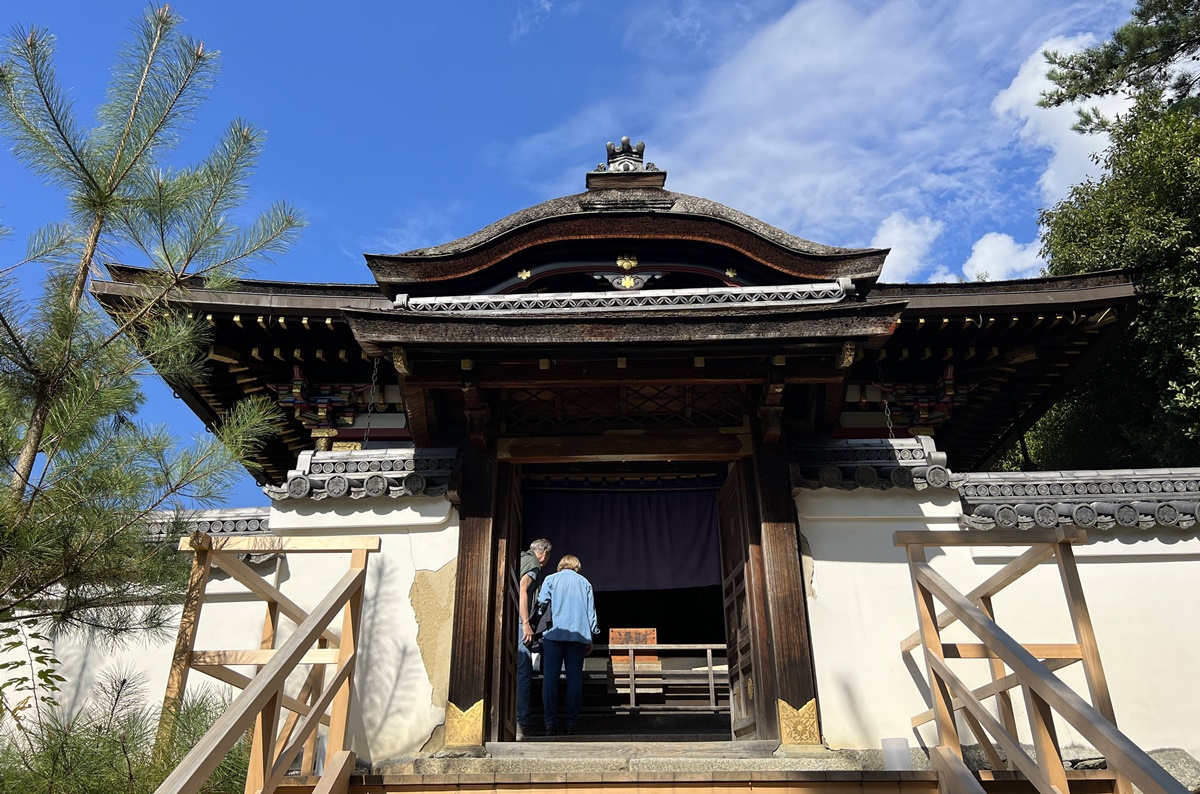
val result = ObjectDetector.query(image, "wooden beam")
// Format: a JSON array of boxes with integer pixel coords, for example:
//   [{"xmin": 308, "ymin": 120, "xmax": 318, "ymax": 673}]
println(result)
[
  {"xmin": 180, "ymin": 535, "xmax": 381, "ymax": 554},
  {"xmin": 894, "ymin": 529, "xmax": 1086, "ymax": 546},
  {"xmin": 980, "ymin": 596, "xmax": 1018, "ymax": 747},
  {"xmin": 445, "ymin": 444, "xmax": 498, "ymax": 748},
  {"xmin": 245, "ymin": 599, "xmax": 281, "ymax": 794},
  {"xmin": 926, "ymin": 654, "xmax": 1055, "ymax": 794},
  {"xmin": 190, "ymin": 649, "xmax": 340, "ymax": 666},
  {"xmin": 942, "ymin": 643, "xmax": 1081, "ymax": 659},
  {"xmin": 497, "ymin": 433, "xmax": 753, "ymax": 462},
  {"xmin": 404, "ymin": 361, "xmax": 847, "ymax": 389},
  {"xmin": 265, "ymin": 661, "xmax": 355, "ymax": 793},
  {"xmin": 401, "ymin": 381, "xmax": 433, "ymax": 447}
]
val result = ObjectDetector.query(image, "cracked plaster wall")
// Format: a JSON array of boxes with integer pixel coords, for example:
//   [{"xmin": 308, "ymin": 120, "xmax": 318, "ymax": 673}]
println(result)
[{"xmin": 269, "ymin": 496, "xmax": 459, "ymax": 765}]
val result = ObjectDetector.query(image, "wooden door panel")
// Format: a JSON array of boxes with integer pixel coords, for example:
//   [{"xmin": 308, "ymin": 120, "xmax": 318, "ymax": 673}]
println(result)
[
  {"xmin": 719, "ymin": 463, "xmax": 760, "ymax": 740},
  {"xmin": 489, "ymin": 463, "xmax": 522, "ymax": 742}
]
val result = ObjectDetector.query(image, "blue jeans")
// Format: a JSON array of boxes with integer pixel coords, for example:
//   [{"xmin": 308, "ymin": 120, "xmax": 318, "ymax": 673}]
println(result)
[
  {"xmin": 516, "ymin": 622, "xmax": 533, "ymax": 726},
  {"xmin": 541, "ymin": 639, "xmax": 586, "ymax": 731}
]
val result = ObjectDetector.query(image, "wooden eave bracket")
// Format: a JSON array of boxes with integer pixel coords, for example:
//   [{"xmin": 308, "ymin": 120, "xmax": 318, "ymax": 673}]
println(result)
[
  {"xmin": 462, "ymin": 376, "xmax": 492, "ymax": 450},
  {"xmin": 758, "ymin": 368, "xmax": 786, "ymax": 445}
]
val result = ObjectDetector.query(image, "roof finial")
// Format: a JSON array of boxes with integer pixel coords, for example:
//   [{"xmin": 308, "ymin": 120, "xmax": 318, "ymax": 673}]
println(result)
[
  {"xmin": 595, "ymin": 136, "xmax": 658, "ymax": 173},
  {"xmin": 587, "ymin": 137, "xmax": 666, "ymax": 189}
]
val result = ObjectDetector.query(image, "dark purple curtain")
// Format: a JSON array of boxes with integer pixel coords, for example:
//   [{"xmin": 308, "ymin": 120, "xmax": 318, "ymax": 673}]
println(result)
[{"xmin": 521, "ymin": 478, "xmax": 721, "ymax": 592}]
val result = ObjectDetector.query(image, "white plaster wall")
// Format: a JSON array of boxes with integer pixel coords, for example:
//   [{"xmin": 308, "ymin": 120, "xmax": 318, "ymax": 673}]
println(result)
[
  {"xmin": 270, "ymin": 496, "xmax": 459, "ymax": 765},
  {"xmin": 1, "ymin": 497, "xmax": 460, "ymax": 768},
  {"xmin": 797, "ymin": 488, "xmax": 1200, "ymax": 760},
  {"xmin": 16, "ymin": 566, "xmax": 266, "ymax": 720}
]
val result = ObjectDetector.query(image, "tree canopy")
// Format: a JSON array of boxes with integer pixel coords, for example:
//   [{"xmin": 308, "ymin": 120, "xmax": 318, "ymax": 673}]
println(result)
[
  {"xmin": 0, "ymin": 5, "xmax": 299, "ymax": 645},
  {"xmin": 1042, "ymin": 0, "xmax": 1200, "ymax": 130},
  {"xmin": 1023, "ymin": 2, "xmax": 1200, "ymax": 470}
]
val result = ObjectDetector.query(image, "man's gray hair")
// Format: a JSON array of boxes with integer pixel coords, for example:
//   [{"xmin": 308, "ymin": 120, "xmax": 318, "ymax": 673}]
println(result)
[{"xmin": 530, "ymin": 538, "xmax": 552, "ymax": 553}]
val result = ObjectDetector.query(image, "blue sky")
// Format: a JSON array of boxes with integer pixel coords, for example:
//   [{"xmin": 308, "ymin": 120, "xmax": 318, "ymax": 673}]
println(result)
[{"xmin": 0, "ymin": 0, "xmax": 1134, "ymax": 506}]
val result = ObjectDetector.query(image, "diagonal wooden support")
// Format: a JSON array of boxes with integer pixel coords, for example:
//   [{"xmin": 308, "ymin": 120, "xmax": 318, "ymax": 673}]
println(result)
[
  {"xmin": 211, "ymin": 552, "xmax": 340, "ymax": 648},
  {"xmin": 912, "ymin": 561, "xmax": 1188, "ymax": 794},
  {"xmin": 154, "ymin": 567, "xmax": 365, "ymax": 794},
  {"xmin": 901, "ymin": 544, "xmax": 1058, "ymax": 652},
  {"xmin": 190, "ymin": 664, "xmax": 330, "ymax": 726},
  {"xmin": 264, "ymin": 658, "xmax": 355, "ymax": 791},
  {"xmin": 912, "ymin": 657, "xmax": 1078, "ymax": 728}
]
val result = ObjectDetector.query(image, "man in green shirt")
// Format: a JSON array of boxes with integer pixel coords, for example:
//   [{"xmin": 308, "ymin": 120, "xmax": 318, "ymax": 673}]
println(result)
[{"xmin": 517, "ymin": 538, "xmax": 552, "ymax": 738}]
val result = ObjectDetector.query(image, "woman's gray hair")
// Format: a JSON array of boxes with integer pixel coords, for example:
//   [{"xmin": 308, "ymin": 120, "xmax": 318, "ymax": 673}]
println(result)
[{"xmin": 530, "ymin": 538, "xmax": 552, "ymax": 554}]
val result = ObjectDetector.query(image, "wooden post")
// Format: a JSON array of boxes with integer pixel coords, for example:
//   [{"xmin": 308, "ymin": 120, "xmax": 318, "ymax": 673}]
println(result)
[
  {"xmin": 445, "ymin": 444, "xmax": 498, "ymax": 748},
  {"xmin": 980, "ymin": 595, "xmax": 1017, "ymax": 767},
  {"xmin": 1024, "ymin": 686, "xmax": 1070, "ymax": 794},
  {"xmin": 1055, "ymin": 542, "xmax": 1132, "ymax": 794},
  {"xmin": 325, "ymin": 549, "xmax": 366, "ymax": 766},
  {"xmin": 156, "ymin": 544, "xmax": 211, "ymax": 752},
  {"xmin": 750, "ymin": 420, "xmax": 818, "ymax": 743},
  {"xmin": 908, "ymin": 544, "xmax": 962, "ymax": 757},
  {"xmin": 313, "ymin": 750, "xmax": 355, "ymax": 794},
  {"xmin": 302, "ymin": 640, "xmax": 329, "ymax": 775},
  {"xmin": 245, "ymin": 600, "xmax": 280, "ymax": 794}
]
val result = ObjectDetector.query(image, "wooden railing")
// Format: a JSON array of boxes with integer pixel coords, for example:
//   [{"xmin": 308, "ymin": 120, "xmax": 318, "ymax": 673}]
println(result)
[
  {"xmin": 605, "ymin": 643, "xmax": 729, "ymax": 713},
  {"xmin": 897, "ymin": 529, "xmax": 1187, "ymax": 794},
  {"xmin": 154, "ymin": 534, "xmax": 380, "ymax": 794}
]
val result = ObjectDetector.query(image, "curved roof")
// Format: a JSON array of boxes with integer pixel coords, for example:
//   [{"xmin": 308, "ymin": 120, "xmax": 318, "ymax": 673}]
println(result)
[
  {"xmin": 365, "ymin": 188, "xmax": 888, "ymax": 296},
  {"xmin": 387, "ymin": 189, "xmax": 874, "ymax": 259}
]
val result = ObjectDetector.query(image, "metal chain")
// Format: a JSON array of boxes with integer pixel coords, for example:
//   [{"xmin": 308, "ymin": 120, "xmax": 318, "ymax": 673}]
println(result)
[
  {"xmin": 877, "ymin": 357, "xmax": 896, "ymax": 441},
  {"xmin": 361, "ymin": 357, "xmax": 381, "ymax": 448}
]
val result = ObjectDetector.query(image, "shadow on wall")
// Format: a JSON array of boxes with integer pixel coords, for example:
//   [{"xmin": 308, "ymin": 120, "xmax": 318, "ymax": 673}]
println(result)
[{"xmin": 353, "ymin": 551, "xmax": 452, "ymax": 762}]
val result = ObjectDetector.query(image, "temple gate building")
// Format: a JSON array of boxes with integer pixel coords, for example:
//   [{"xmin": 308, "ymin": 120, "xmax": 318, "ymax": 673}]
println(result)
[{"xmin": 79, "ymin": 140, "xmax": 1200, "ymax": 794}]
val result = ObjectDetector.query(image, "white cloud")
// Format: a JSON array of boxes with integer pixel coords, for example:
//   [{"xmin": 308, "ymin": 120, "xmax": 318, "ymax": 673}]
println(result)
[
  {"xmin": 512, "ymin": 0, "xmax": 556, "ymax": 38},
  {"xmin": 962, "ymin": 232, "xmax": 1044, "ymax": 281},
  {"xmin": 871, "ymin": 212, "xmax": 944, "ymax": 283},
  {"xmin": 992, "ymin": 35, "xmax": 1131, "ymax": 203},
  {"xmin": 505, "ymin": 0, "xmax": 1132, "ymax": 282}
]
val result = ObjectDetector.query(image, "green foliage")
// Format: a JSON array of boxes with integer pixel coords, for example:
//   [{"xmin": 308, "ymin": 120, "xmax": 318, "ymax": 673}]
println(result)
[
  {"xmin": 0, "ymin": 3, "xmax": 299, "ymax": 638},
  {"xmin": 0, "ymin": 670, "xmax": 248, "ymax": 793},
  {"xmin": 1042, "ymin": 0, "xmax": 1200, "ymax": 131},
  {"xmin": 1028, "ymin": 96, "xmax": 1200, "ymax": 468}
]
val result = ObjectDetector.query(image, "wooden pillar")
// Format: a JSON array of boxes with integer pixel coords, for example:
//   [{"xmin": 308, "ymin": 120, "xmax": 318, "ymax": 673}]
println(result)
[
  {"xmin": 750, "ymin": 415, "xmax": 819, "ymax": 744},
  {"xmin": 445, "ymin": 443, "xmax": 498, "ymax": 748},
  {"xmin": 325, "ymin": 548, "xmax": 366, "ymax": 765}
]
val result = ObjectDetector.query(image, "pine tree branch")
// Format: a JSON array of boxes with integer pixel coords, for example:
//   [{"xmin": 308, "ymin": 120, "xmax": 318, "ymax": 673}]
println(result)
[
  {"xmin": 104, "ymin": 8, "xmax": 169, "ymax": 190},
  {"xmin": 21, "ymin": 30, "xmax": 101, "ymax": 197},
  {"xmin": 106, "ymin": 43, "xmax": 208, "ymax": 193}
]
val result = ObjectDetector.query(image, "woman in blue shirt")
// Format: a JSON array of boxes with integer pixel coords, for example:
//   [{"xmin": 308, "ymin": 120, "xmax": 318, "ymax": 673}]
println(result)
[{"xmin": 537, "ymin": 554, "xmax": 599, "ymax": 735}]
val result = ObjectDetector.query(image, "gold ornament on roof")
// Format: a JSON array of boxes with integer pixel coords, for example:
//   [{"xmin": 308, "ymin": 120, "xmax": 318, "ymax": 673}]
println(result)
[
  {"xmin": 617, "ymin": 253, "xmax": 638, "ymax": 271},
  {"xmin": 517, "ymin": 269, "xmax": 531, "ymax": 281},
  {"xmin": 725, "ymin": 268, "xmax": 738, "ymax": 278},
  {"xmin": 618, "ymin": 274, "xmax": 638, "ymax": 289}
]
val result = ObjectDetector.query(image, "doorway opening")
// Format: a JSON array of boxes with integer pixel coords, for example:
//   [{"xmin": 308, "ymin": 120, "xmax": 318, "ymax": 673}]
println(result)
[{"xmin": 518, "ymin": 464, "xmax": 731, "ymax": 740}]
